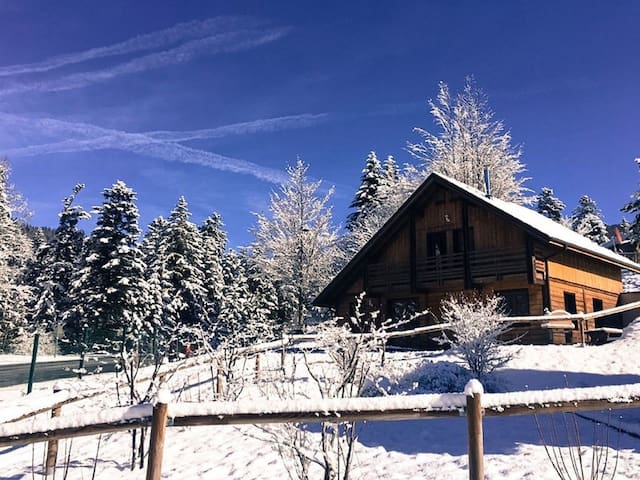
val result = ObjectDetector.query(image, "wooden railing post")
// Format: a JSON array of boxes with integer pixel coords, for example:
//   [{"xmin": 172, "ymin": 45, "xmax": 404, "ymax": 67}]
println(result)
[
  {"xmin": 465, "ymin": 380, "xmax": 484, "ymax": 480},
  {"xmin": 280, "ymin": 335, "xmax": 286, "ymax": 371},
  {"xmin": 146, "ymin": 399, "xmax": 169, "ymax": 480},
  {"xmin": 255, "ymin": 352, "xmax": 261, "ymax": 381},
  {"xmin": 45, "ymin": 385, "xmax": 62, "ymax": 476},
  {"xmin": 216, "ymin": 366, "xmax": 224, "ymax": 399}
]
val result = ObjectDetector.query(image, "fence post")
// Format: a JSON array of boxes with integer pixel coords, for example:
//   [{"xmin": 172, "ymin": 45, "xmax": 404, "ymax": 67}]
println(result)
[
  {"xmin": 45, "ymin": 385, "xmax": 62, "ymax": 475},
  {"xmin": 255, "ymin": 352, "xmax": 261, "ymax": 381},
  {"xmin": 146, "ymin": 398, "xmax": 169, "ymax": 480},
  {"xmin": 27, "ymin": 333, "xmax": 40, "ymax": 394},
  {"xmin": 280, "ymin": 335, "xmax": 286, "ymax": 371},
  {"xmin": 216, "ymin": 367, "xmax": 224, "ymax": 399},
  {"xmin": 465, "ymin": 380, "xmax": 484, "ymax": 480}
]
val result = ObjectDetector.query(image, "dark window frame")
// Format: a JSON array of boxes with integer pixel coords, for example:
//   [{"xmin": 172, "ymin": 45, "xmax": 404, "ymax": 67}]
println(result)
[
  {"xmin": 592, "ymin": 298, "xmax": 603, "ymax": 312},
  {"xmin": 497, "ymin": 288, "xmax": 530, "ymax": 316},
  {"xmin": 564, "ymin": 292, "xmax": 577, "ymax": 314}
]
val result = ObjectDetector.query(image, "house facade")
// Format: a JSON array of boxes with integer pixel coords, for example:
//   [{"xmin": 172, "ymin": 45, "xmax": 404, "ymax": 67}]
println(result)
[{"xmin": 314, "ymin": 173, "xmax": 640, "ymax": 346}]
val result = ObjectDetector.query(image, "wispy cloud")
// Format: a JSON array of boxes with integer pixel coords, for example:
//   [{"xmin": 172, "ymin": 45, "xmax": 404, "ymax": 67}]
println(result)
[
  {"xmin": 0, "ymin": 17, "xmax": 289, "ymax": 95},
  {"xmin": 0, "ymin": 112, "xmax": 328, "ymax": 183},
  {"xmin": 0, "ymin": 17, "xmax": 254, "ymax": 77}
]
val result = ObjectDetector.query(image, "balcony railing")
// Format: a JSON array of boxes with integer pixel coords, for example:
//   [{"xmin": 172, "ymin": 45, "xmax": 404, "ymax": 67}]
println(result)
[{"xmin": 366, "ymin": 247, "xmax": 528, "ymax": 291}]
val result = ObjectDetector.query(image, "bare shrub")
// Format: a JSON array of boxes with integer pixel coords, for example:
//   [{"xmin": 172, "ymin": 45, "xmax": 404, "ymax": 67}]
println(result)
[{"xmin": 440, "ymin": 292, "xmax": 512, "ymax": 380}]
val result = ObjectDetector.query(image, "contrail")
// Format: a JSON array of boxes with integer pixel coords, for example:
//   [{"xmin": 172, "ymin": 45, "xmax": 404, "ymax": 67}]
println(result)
[
  {"xmin": 0, "ymin": 112, "xmax": 328, "ymax": 183},
  {"xmin": 0, "ymin": 27, "xmax": 288, "ymax": 96},
  {"xmin": 0, "ymin": 16, "xmax": 263, "ymax": 77}
]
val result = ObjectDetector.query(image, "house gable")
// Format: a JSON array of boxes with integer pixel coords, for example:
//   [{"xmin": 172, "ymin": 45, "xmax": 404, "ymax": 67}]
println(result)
[{"xmin": 316, "ymin": 172, "xmax": 639, "ymax": 339}]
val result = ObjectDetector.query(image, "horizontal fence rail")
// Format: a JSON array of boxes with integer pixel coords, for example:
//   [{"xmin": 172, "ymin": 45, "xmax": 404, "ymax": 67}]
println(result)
[
  {"xmin": 3, "ymin": 383, "xmax": 640, "ymax": 448},
  {"xmin": 6, "ymin": 301, "xmax": 640, "ymax": 426}
]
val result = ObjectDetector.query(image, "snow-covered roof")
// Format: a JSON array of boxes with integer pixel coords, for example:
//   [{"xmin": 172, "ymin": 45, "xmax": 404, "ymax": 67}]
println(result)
[{"xmin": 435, "ymin": 172, "xmax": 640, "ymax": 272}]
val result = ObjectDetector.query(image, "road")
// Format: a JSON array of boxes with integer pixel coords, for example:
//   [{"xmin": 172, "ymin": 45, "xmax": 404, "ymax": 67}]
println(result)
[{"xmin": 0, "ymin": 356, "xmax": 118, "ymax": 388}]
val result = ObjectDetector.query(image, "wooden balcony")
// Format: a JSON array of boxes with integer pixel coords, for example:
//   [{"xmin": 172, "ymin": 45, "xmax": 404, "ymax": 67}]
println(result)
[{"xmin": 366, "ymin": 247, "xmax": 529, "ymax": 292}]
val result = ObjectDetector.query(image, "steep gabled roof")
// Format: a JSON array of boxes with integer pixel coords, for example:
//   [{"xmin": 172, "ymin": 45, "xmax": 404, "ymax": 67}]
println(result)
[{"xmin": 315, "ymin": 172, "xmax": 640, "ymax": 306}]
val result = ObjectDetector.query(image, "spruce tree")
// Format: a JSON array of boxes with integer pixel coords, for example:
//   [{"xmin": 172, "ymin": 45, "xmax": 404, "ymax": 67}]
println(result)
[
  {"xmin": 32, "ymin": 184, "xmax": 90, "ymax": 346},
  {"xmin": 346, "ymin": 152, "xmax": 384, "ymax": 231},
  {"xmin": 163, "ymin": 197, "xmax": 208, "ymax": 346},
  {"xmin": 571, "ymin": 195, "xmax": 609, "ymax": 245},
  {"xmin": 217, "ymin": 250, "xmax": 253, "ymax": 347},
  {"xmin": 536, "ymin": 187, "xmax": 565, "ymax": 222},
  {"xmin": 66, "ymin": 181, "xmax": 149, "ymax": 353},
  {"xmin": 141, "ymin": 216, "xmax": 175, "ymax": 361},
  {"xmin": 200, "ymin": 212, "xmax": 227, "ymax": 326},
  {"xmin": 0, "ymin": 160, "xmax": 33, "ymax": 352},
  {"xmin": 621, "ymin": 158, "xmax": 640, "ymax": 249}
]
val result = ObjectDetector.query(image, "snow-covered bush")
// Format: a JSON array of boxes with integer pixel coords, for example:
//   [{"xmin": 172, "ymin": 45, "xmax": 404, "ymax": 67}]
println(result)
[
  {"xmin": 440, "ymin": 293, "xmax": 512, "ymax": 380},
  {"xmin": 263, "ymin": 296, "xmax": 385, "ymax": 480}
]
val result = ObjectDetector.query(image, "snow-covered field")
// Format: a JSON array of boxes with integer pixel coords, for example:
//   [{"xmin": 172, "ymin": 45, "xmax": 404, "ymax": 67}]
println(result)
[{"xmin": 2, "ymin": 322, "xmax": 640, "ymax": 479}]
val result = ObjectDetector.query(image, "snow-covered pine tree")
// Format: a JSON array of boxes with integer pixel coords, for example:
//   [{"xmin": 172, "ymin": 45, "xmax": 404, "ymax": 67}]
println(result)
[
  {"xmin": 408, "ymin": 77, "xmax": 529, "ymax": 203},
  {"xmin": 163, "ymin": 197, "xmax": 209, "ymax": 348},
  {"xmin": 66, "ymin": 181, "xmax": 149, "ymax": 354},
  {"xmin": 242, "ymin": 253, "xmax": 280, "ymax": 341},
  {"xmin": 217, "ymin": 250, "xmax": 253, "ymax": 347},
  {"xmin": 346, "ymin": 152, "xmax": 384, "ymax": 231},
  {"xmin": 31, "ymin": 184, "xmax": 90, "ymax": 347},
  {"xmin": 200, "ymin": 212, "xmax": 227, "ymax": 326},
  {"xmin": 252, "ymin": 159, "xmax": 342, "ymax": 330},
  {"xmin": 571, "ymin": 195, "xmax": 609, "ymax": 245},
  {"xmin": 0, "ymin": 160, "xmax": 33, "ymax": 352},
  {"xmin": 342, "ymin": 163, "xmax": 419, "ymax": 257},
  {"xmin": 621, "ymin": 158, "xmax": 640, "ymax": 249},
  {"xmin": 141, "ymin": 216, "xmax": 176, "ymax": 361},
  {"xmin": 536, "ymin": 187, "xmax": 565, "ymax": 222},
  {"xmin": 382, "ymin": 155, "xmax": 399, "ymax": 186}
]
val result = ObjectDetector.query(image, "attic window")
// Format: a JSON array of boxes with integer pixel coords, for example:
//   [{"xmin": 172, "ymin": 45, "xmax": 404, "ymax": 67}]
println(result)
[{"xmin": 427, "ymin": 231, "xmax": 447, "ymax": 256}]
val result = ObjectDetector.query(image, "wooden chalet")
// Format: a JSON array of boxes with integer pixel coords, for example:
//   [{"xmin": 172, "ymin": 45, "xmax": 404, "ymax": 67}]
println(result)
[{"xmin": 314, "ymin": 172, "xmax": 640, "ymax": 346}]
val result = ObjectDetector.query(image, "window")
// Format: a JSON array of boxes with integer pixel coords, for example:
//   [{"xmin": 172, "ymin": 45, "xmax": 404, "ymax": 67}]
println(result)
[
  {"xmin": 452, "ymin": 227, "xmax": 474, "ymax": 253},
  {"xmin": 427, "ymin": 231, "xmax": 447, "ymax": 257},
  {"xmin": 592, "ymin": 298, "xmax": 603, "ymax": 312},
  {"xmin": 388, "ymin": 298, "xmax": 418, "ymax": 322},
  {"xmin": 564, "ymin": 292, "xmax": 577, "ymax": 314},
  {"xmin": 497, "ymin": 289, "xmax": 530, "ymax": 316}
]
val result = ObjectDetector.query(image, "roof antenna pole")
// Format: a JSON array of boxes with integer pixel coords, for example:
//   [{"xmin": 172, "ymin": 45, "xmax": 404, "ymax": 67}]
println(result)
[{"xmin": 483, "ymin": 167, "xmax": 492, "ymax": 198}]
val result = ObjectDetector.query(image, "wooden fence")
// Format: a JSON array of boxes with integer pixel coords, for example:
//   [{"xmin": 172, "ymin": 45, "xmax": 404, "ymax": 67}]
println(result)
[
  {"xmin": 2, "ymin": 382, "xmax": 640, "ymax": 480},
  {"xmin": 5, "ymin": 301, "xmax": 640, "ymax": 478}
]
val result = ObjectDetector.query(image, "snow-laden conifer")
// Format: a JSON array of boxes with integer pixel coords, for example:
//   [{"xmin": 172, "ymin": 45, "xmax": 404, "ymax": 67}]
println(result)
[
  {"xmin": 141, "ymin": 216, "xmax": 176, "ymax": 361},
  {"xmin": 251, "ymin": 159, "xmax": 342, "ymax": 330},
  {"xmin": 621, "ymin": 158, "xmax": 640, "ymax": 249},
  {"xmin": 0, "ymin": 160, "xmax": 34, "ymax": 351},
  {"xmin": 346, "ymin": 152, "xmax": 384, "ymax": 231},
  {"xmin": 66, "ymin": 181, "xmax": 149, "ymax": 353},
  {"xmin": 408, "ymin": 78, "xmax": 529, "ymax": 203},
  {"xmin": 571, "ymin": 195, "xmax": 609, "ymax": 245},
  {"xmin": 163, "ymin": 197, "xmax": 209, "ymax": 339},
  {"xmin": 343, "ymin": 164, "xmax": 419, "ymax": 257},
  {"xmin": 31, "ymin": 184, "xmax": 90, "ymax": 346},
  {"xmin": 536, "ymin": 187, "xmax": 565, "ymax": 222},
  {"xmin": 200, "ymin": 212, "xmax": 227, "ymax": 325}
]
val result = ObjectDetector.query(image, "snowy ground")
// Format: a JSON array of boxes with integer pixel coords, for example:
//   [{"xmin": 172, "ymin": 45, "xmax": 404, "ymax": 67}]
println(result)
[{"xmin": 2, "ymin": 322, "xmax": 640, "ymax": 479}]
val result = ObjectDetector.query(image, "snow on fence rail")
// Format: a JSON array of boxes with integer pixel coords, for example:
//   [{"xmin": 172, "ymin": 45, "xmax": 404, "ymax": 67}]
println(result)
[
  {"xmin": 8, "ymin": 301, "xmax": 639, "ymax": 426},
  {"xmin": 2, "ymin": 382, "xmax": 640, "ymax": 480},
  {"xmin": 3, "ymin": 383, "xmax": 640, "ymax": 448}
]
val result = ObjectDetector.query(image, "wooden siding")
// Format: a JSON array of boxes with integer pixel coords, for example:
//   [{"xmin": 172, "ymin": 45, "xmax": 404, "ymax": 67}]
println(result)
[
  {"xmin": 547, "ymin": 251, "xmax": 621, "ymax": 314},
  {"xmin": 321, "ymin": 178, "xmax": 629, "ymax": 348},
  {"xmin": 467, "ymin": 203, "xmax": 527, "ymax": 250}
]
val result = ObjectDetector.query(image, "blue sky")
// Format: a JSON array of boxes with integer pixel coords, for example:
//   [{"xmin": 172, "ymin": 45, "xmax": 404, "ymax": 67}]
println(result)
[{"xmin": 1, "ymin": 1, "xmax": 638, "ymax": 247}]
